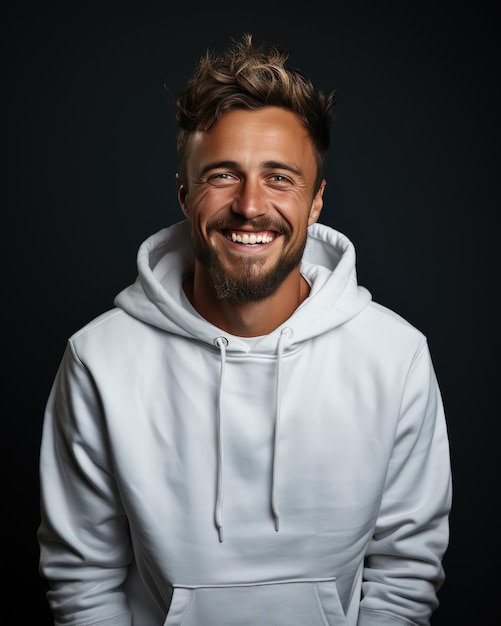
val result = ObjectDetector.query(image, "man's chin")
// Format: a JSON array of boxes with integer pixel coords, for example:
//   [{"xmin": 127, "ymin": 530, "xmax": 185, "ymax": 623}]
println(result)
[{"xmin": 211, "ymin": 263, "xmax": 293, "ymax": 303}]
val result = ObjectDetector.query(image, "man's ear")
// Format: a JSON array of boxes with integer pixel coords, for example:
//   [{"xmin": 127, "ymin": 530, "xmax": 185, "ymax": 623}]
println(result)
[
  {"xmin": 308, "ymin": 179, "xmax": 326, "ymax": 226},
  {"xmin": 176, "ymin": 173, "xmax": 190, "ymax": 218}
]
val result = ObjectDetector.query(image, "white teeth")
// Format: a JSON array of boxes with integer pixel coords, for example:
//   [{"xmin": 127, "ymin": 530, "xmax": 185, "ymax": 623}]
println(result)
[{"xmin": 231, "ymin": 233, "xmax": 274, "ymax": 244}]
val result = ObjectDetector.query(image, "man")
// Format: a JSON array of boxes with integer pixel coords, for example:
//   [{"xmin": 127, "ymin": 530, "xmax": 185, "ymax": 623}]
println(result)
[{"xmin": 38, "ymin": 34, "xmax": 452, "ymax": 625}]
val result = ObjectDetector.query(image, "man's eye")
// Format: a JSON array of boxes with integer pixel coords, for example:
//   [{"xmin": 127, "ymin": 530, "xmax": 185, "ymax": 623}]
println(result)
[
  {"xmin": 269, "ymin": 174, "xmax": 292, "ymax": 184},
  {"xmin": 207, "ymin": 173, "xmax": 235, "ymax": 184},
  {"xmin": 209, "ymin": 172, "xmax": 232, "ymax": 180}
]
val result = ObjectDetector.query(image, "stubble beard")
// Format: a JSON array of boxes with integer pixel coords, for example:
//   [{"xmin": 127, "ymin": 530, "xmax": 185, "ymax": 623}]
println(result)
[{"xmin": 192, "ymin": 219, "xmax": 306, "ymax": 305}]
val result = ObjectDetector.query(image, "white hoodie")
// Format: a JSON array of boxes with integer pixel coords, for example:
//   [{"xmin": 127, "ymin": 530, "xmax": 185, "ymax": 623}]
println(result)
[{"xmin": 38, "ymin": 220, "xmax": 452, "ymax": 626}]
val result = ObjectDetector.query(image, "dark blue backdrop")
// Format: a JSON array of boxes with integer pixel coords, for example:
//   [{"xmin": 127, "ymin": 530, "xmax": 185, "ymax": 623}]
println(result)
[{"xmin": 4, "ymin": 3, "xmax": 496, "ymax": 624}]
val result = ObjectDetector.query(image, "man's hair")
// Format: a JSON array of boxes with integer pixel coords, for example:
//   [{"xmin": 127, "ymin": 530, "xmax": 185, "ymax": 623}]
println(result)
[{"xmin": 175, "ymin": 33, "xmax": 336, "ymax": 191}]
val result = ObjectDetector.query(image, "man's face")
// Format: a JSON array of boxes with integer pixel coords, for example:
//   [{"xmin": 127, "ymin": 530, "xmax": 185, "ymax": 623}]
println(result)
[{"xmin": 177, "ymin": 106, "xmax": 325, "ymax": 304}]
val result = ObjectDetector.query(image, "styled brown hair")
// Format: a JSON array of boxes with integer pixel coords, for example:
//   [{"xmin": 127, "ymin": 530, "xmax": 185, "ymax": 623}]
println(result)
[{"xmin": 175, "ymin": 34, "xmax": 336, "ymax": 191}]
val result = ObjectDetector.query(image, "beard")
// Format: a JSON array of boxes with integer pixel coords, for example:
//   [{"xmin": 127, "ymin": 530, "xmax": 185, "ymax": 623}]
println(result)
[{"xmin": 192, "ymin": 216, "xmax": 306, "ymax": 305}]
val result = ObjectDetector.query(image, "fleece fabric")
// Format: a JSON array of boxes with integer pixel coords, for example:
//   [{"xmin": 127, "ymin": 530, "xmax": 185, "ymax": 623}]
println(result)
[{"xmin": 38, "ymin": 220, "xmax": 452, "ymax": 626}]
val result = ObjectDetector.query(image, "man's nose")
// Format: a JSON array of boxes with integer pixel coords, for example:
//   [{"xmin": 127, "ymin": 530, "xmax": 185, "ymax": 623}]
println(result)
[{"xmin": 230, "ymin": 179, "xmax": 268, "ymax": 218}]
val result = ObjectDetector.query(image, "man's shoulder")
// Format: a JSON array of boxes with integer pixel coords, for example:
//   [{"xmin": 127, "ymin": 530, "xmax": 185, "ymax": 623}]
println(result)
[
  {"xmin": 69, "ymin": 307, "xmax": 151, "ymax": 352},
  {"xmin": 349, "ymin": 300, "xmax": 428, "ymax": 352}
]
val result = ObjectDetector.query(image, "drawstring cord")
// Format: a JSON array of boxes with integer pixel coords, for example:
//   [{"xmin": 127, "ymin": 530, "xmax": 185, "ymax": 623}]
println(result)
[
  {"xmin": 271, "ymin": 327, "xmax": 293, "ymax": 532},
  {"xmin": 214, "ymin": 336, "xmax": 228, "ymax": 543},
  {"xmin": 213, "ymin": 329, "xmax": 293, "ymax": 541}
]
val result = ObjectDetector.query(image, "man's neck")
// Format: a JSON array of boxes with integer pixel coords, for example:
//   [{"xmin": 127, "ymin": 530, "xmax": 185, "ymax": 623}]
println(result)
[{"xmin": 183, "ymin": 267, "xmax": 310, "ymax": 337}]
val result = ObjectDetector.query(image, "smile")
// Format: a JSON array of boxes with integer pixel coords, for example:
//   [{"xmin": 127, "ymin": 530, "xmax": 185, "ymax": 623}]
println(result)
[{"xmin": 224, "ymin": 230, "xmax": 275, "ymax": 245}]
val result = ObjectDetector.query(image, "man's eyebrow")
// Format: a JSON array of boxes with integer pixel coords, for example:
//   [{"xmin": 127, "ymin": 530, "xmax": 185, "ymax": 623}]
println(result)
[
  {"xmin": 262, "ymin": 161, "xmax": 303, "ymax": 177},
  {"xmin": 199, "ymin": 161, "xmax": 237, "ymax": 177}
]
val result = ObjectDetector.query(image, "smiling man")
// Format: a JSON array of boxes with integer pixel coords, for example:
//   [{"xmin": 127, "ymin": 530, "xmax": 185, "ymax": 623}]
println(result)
[{"xmin": 38, "ymin": 34, "xmax": 452, "ymax": 626}]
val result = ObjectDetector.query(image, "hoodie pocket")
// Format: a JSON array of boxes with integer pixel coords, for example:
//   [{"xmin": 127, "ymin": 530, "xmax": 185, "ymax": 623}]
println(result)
[{"xmin": 163, "ymin": 578, "xmax": 346, "ymax": 626}]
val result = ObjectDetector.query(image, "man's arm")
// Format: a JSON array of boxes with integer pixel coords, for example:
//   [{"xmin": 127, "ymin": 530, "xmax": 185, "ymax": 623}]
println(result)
[
  {"xmin": 38, "ymin": 342, "xmax": 133, "ymax": 626},
  {"xmin": 358, "ymin": 340, "xmax": 452, "ymax": 626}
]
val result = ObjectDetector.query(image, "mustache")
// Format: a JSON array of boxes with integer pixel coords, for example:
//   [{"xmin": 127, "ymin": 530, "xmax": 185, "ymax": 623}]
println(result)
[{"xmin": 206, "ymin": 215, "xmax": 291, "ymax": 237}]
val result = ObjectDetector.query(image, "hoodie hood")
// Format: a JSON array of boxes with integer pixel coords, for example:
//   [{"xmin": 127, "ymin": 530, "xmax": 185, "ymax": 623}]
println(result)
[{"xmin": 114, "ymin": 219, "xmax": 371, "ymax": 351}]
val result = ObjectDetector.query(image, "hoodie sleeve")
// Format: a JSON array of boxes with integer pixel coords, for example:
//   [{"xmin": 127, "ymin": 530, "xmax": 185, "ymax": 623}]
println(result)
[
  {"xmin": 358, "ymin": 339, "xmax": 452, "ymax": 626},
  {"xmin": 38, "ymin": 341, "xmax": 133, "ymax": 626}
]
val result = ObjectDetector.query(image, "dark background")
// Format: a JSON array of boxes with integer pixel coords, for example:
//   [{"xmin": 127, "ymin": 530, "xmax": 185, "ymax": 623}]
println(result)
[{"xmin": 4, "ymin": 2, "xmax": 496, "ymax": 624}]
